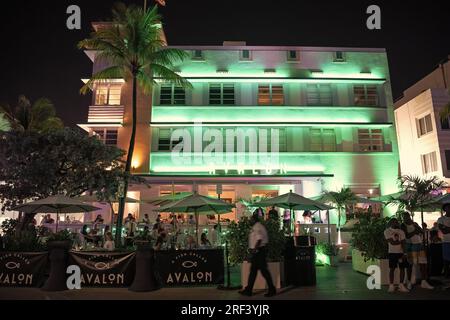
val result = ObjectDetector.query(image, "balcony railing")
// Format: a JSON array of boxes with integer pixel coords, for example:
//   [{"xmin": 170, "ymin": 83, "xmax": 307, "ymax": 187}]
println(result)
[{"xmin": 88, "ymin": 105, "xmax": 124, "ymax": 123}]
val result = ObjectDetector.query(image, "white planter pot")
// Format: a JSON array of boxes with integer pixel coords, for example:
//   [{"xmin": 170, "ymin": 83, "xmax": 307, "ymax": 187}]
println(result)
[
  {"xmin": 352, "ymin": 249, "xmax": 418, "ymax": 285},
  {"xmin": 241, "ymin": 261, "xmax": 284, "ymax": 289}
]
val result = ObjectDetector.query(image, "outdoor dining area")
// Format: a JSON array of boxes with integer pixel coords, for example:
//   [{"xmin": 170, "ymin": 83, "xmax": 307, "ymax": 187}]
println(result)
[{"xmin": 2, "ymin": 179, "xmax": 450, "ymax": 292}]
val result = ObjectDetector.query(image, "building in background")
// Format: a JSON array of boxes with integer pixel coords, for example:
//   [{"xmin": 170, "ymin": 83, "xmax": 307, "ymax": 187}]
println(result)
[
  {"xmin": 78, "ymin": 36, "xmax": 400, "ymax": 225},
  {"xmin": 394, "ymin": 56, "xmax": 450, "ymax": 225},
  {"xmin": 395, "ymin": 56, "xmax": 450, "ymax": 183}
]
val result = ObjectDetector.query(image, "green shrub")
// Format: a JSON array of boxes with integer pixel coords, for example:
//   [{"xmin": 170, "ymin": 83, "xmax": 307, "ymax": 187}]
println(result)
[
  {"xmin": 1, "ymin": 218, "xmax": 46, "ymax": 252},
  {"xmin": 226, "ymin": 217, "xmax": 286, "ymax": 264},
  {"xmin": 350, "ymin": 215, "xmax": 389, "ymax": 261}
]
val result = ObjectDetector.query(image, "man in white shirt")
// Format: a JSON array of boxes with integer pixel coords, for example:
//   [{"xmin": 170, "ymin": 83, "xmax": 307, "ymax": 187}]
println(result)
[
  {"xmin": 239, "ymin": 214, "xmax": 276, "ymax": 297},
  {"xmin": 384, "ymin": 217, "xmax": 409, "ymax": 293},
  {"xmin": 209, "ymin": 224, "xmax": 218, "ymax": 247},
  {"xmin": 438, "ymin": 204, "xmax": 450, "ymax": 277}
]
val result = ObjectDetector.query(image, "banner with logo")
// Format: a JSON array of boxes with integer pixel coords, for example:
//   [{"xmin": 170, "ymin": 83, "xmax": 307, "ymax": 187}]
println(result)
[
  {"xmin": 155, "ymin": 249, "xmax": 224, "ymax": 286},
  {"xmin": 68, "ymin": 251, "xmax": 136, "ymax": 287},
  {"xmin": 0, "ymin": 252, "xmax": 48, "ymax": 287}
]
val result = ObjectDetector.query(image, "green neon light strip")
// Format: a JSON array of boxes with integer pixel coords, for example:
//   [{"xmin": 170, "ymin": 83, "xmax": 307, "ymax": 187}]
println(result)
[
  {"xmin": 155, "ymin": 77, "xmax": 386, "ymax": 84},
  {"xmin": 153, "ymin": 106, "xmax": 388, "ymax": 110},
  {"xmin": 150, "ymin": 122, "xmax": 393, "ymax": 127},
  {"xmin": 138, "ymin": 173, "xmax": 335, "ymax": 178}
]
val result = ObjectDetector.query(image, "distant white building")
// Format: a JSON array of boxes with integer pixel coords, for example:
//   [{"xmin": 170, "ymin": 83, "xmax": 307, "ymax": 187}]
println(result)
[
  {"xmin": 394, "ymin": 56, "xmax": 450, "ymax": 224},
  {"xmin": 395, "ymin": 56, "xmax": 450, "ymax": 183}
]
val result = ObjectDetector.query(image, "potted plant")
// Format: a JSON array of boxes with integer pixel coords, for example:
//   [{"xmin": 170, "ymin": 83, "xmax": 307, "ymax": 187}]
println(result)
[
  {"xmin": 0, "ymin": 218, "xmax": 46, "ymax": 252},
  {"xmin": 46, "ymin": 230, "xmax": 73, "ymax": 250},
  {"xmin": 315, "ymin": 242, "xmax": 338, "ymax": 266},
  {"xmin": 350, "ymin": 215, "xmax": 395, "ymax": 285},
  {"xmin": 226, "ymin": 217, "xmax": 286, "ymax": 289}
]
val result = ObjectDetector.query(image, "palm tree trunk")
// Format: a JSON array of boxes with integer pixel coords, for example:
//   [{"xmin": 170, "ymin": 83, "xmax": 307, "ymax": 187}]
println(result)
[{"xmin": 115, "ymin": 72, "xmax": 138, "ymax": 246}]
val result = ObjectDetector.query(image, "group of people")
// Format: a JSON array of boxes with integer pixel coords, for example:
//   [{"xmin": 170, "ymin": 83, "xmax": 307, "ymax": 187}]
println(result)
[
  {"xmin": 120, "ymin": 212, "xmax": 220, "ymax": 250},
  {"xmin": 384, "ymin": 205, "xmax": 450, "ymax": 293},
  {"xmin": 78, "ymin": 215, "xmax": 114, "ymax": 251}
]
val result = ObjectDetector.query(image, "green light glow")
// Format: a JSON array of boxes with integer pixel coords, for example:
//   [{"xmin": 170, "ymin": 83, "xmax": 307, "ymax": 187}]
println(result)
[
  {"xmin": 315, "ymin": 252, "xmax": 331, "ymax": 266},
  {"xmin": 151, "ymin": 107, "xmax": 388, "ymax": 124},
  {"xmin": 158, "ymin": 77, "xmax": 385, "ymax": 84}
]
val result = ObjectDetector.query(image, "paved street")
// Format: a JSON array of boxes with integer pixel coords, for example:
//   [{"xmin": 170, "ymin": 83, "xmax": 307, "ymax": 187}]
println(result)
[{"xmin": 1, "ymin": 263, "xmax": 449, "ymax": 300}]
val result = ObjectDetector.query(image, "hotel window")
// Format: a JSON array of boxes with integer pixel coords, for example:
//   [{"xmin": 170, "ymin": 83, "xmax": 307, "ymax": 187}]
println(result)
[
  {"xmin": 441, "ymin": 117, "xmax": 450, "ymax": 130},
  {"xmin": 421, "ymin": 151, "xmax": 438, "ymax": 174},
  {"xmin": 310, "ymin": 128, "xmax": 336, "ymax": 151},
  {"xmin": 445, "ymin": 150, "xmax": 450, "ymax": 170},
  {"xmin": 240, "ymin": 50, "xmax": 252, "ymax": 61},
  {"xmin": 94, "ymin": 84, "xmax": 122, "ymax": 105},
  {"xmin": 209, "ymin": 84, "xmax": 235, "ymax": 105},
  {"xmin": 306, "ymin": 84, "xmax": 332, "ymax": 105},
  {"xmin": 416, "ymin": 114, "xmax": 433, "ymax": 137},
  {"xmin": 158, "ymin": 129, "xmax": 171, "ymax": 151},
  {"xmin": 258, "ymin": 85, "xmax": 284, "ymax": 105},
  {"xmin": 333, "ymin": 51, "xmax": 346, "ymax": 62},
  {"xmin": 357, "ymin": 129, "xmax": 383, "ymax": 152},
  {"xmin": 159, "ymin": 84, "xmax": 186, "ymax": 105},
  {"xmin": 287, "ymin": 50, "xmax": 299, "ymax": 61},
  {"xmin": 353, "ymin": 85, "xmax": 378, "ymax": 106},
  {"xmin": 192, "ymin": 50, "xmax": 204, "ymax": 60},
  {"xmin": 93, "ymin": 129, "xmax": 118, "ymax": 146},
  {"xmin": 267, "ymin": 128, "xmax": 287, "ymax": 152},
  {"xmin": 158, "ymin": 128, "xmax": 184, "ymax": 151}
]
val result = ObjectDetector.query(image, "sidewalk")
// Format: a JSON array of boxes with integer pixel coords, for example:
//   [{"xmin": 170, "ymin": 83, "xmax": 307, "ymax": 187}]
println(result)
[{"xmin": 1, "ymin": 263, "xmax": 449, "ymax": 300}]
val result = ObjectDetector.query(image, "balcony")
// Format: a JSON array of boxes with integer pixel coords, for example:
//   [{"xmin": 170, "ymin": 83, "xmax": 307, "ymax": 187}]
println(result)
[{"xmin": 87, "ymin": 105, "xmax": 124, "ymax": 123}]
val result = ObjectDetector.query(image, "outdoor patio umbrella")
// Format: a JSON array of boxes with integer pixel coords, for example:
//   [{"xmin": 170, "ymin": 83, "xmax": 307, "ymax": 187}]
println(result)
[
  {"xmin": 251, "ymin": 190, "xmax": 334, "ymax": 241},
  {"xmin": 156, "ymin": 193, "xmax": 234, "ymax": 244},
  {"xmin": 77, "ymin": 194, "xmax": 140, "ymax": 227},
  {"xmin": 12, "ymin": 195, "xmax": 101, "ymax": 232}
]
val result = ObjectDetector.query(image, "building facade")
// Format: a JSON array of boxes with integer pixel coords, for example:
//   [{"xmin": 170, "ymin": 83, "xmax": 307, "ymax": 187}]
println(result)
[
  {"xmin": 394, "ymin": 57, "xmax": 450, "ymax": 184},
  {"xmin": 79, "ymin": 41, "xmax": 400, "ymax": 224}
]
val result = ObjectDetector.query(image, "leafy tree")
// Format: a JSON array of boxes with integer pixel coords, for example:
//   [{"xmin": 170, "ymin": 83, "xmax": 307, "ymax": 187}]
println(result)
[
  {"xmin": 0, "ymin": 128, "xmax": 134, "ymax": 232},
  {"xmin": 320, "ymin": 187, "xmax": 356, "ymax": 229},
  {"xmin": 0, "ymin": 95, "xmax": 63, "ymax": 133},
  {"xmin": 0, "ymin": 113, "xmax": 10, "ymax": 131},
  {"xmin": 78, "ymin": 4, "xmax": 190, "ymax": 245},
  {"xmin": 389, "ymin": 175, "xmax": 446, "ymax": 225}
]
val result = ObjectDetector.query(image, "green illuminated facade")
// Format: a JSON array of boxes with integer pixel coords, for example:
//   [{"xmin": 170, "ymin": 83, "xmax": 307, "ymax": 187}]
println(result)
[{"xmin": 81, "ymin": 43, "xmax": 400, "ymax": 224}]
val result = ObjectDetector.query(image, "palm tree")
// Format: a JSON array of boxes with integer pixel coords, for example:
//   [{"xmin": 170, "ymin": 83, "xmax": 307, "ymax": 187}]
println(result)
[
  {"xmin": 78, "ymin": 4, "xmax": 190, "ymax": 245},
  {"xmin": 392, "ymin": 175, "xmax": 446, "ymax": 226},
  {"xmin": 438, "ymin": 101, "xmax": 450, "ymax": 125},
  {"xmin": 319, "ymin": 187, "xmax": 356, "ymax": 244},
  {"xmin": 0, "ymin": 95, "xmax": 63, "ymax": 133},
  {"xmin": 320, "ymin": 187, "xmax": 356, "ymax": 229},
  {"xmin": 0, "ymin": 113, "xmax": 10, "ymax": 131}
]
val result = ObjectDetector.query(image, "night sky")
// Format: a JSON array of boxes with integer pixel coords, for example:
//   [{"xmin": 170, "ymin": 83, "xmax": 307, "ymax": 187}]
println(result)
[{"xmin": 1, "ymin": 0, "xmax": 450, "ymax": 127}]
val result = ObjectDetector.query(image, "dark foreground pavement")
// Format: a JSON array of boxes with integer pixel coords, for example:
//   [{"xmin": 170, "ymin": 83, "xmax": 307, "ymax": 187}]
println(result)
[{"xmin": 1, "ymin": 263, "xmax": 449, "ymax": 300}]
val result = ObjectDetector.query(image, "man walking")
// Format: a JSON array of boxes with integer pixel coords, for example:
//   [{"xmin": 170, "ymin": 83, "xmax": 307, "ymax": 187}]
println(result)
[
  {"xmin": 384, "ymin": 217, "xmax": 409, "ymax": 293},
  {"xmin": 400, "ymin": 211, "xmax": 434, "ymax": 290},
  {"xmin": 239, "ymin": 214, "xmax": 276, "ymax": 297}
]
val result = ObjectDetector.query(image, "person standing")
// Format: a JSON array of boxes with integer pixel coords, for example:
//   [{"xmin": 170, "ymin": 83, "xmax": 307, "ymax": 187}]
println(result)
[
  {"xmin": 268, "ymin": 206, "xmax": 279, "ymax": 220},
  {"xmin": 400, "ymin": 211, "xmax": 434, "ymax": 290},
  {"xmin": 239, "ymin": 214, "xmax": 276, "ymax": 297},
  {"xmin": 438, "ymin": 204, "xmax": 450, "ymax": 278},
  {"xmin": 209, "ymin": 224, "xmax": 219, "ymax": 246},
  {"xmin": 384, "ymin": 218, "xmax": 409, "ymax": 293}
]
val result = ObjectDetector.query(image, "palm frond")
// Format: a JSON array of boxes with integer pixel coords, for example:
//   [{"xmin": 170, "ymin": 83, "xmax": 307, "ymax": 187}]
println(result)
[
  {"xmin": 439, "ymin": 102, "xmax": 450, "ymax": 123},
  {"xmin": 80, "ymin": 66, "xmax": 126, "ymax": 95}
]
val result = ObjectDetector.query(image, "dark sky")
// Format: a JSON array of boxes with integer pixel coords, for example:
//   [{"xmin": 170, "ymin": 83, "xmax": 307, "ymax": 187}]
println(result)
[{"xmin": 1, "ymin": 0, "xmax": 450, "ymax": 127}]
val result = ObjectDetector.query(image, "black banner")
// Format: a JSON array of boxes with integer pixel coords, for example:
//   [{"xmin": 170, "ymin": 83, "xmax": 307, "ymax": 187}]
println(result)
[
  {"xmin": 0, "ymin": 252, "xmax": 48, "ymax": 287},
  {"xmin": 154, "ymin": 249, "xmax": 224, "ymax": 286},
  {"xmin": 68, "ymin": 251, "xmax": 135, "ymax": 287}
]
